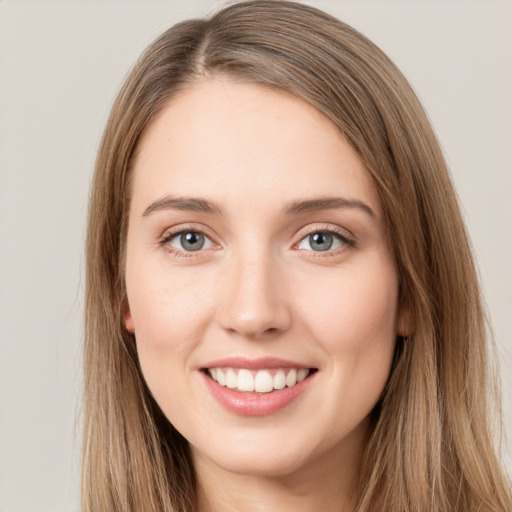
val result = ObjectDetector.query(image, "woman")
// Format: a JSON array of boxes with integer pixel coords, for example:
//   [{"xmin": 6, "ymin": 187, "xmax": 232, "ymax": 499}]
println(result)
[{"xmin": 83, "ymin": 1, "xmax": 512, "ymax": 511}]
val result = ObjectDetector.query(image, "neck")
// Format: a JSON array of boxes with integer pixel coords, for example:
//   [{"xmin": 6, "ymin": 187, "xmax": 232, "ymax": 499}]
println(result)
[{"xmin": 191, "ymin": 424, "xmax": 367, "ymax": 512}]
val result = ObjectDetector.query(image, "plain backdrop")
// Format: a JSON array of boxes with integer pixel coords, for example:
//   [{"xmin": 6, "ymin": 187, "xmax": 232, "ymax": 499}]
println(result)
[{"xmin": 0, "ymin": 1, "xmax": 511, "ymax": 511}]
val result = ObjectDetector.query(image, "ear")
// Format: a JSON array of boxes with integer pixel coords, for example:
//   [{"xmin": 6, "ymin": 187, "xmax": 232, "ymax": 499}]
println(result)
[
  {"xmin": 397, "ymin": 302, "xmax": 415, "ymax": 338},
  {"xmin": 123, "ymin": 303, "xmax": 135, "ymax": 333}
]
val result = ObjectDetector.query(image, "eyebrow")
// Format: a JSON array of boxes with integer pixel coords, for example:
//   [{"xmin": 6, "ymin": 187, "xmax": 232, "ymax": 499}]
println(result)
[
  {"xmin": 142, "ymin": 194, "xmax": 375, "ymax": 219},
  {"xmin": 142, "ymin": 196, "xmax": 223, "ymax": 217},
  {"xmin": 282, "ymin": 197, "xmax": 375, "ymax": 218}
]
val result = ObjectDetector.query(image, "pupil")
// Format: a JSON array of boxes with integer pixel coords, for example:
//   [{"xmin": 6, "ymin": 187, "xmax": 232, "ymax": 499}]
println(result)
[
  {"xmin": 310, "ymin": 232, "xmax": 332, "ymax": 251},
  {"xmin": 181, "ymin": 232, "xmax": 204, "ymax": 251}
]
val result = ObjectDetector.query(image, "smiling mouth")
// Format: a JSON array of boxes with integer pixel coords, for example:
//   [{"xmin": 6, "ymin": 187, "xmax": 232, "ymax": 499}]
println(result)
[{"xmin": 203, "ymin": 367, "xmax": 318, "ymax": 394}]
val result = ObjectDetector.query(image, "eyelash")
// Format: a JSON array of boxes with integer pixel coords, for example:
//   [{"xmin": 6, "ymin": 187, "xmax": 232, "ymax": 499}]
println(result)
[
  {"xmin": 296, "ymin": 225, "xmax": 356, "ymax": 257},
  {"xmin": 159, "ymin": 224, "xmax": 356, "ymax": 259},
  {"xmin": 159, "ymin": 224, "xmax": 215, "ymax": 259}
]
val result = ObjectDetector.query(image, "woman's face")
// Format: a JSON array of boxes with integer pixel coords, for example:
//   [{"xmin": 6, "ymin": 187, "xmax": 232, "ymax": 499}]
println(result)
[{"xmin": 124, "ymin": 78, "xmax": 408, "ymax": 477}]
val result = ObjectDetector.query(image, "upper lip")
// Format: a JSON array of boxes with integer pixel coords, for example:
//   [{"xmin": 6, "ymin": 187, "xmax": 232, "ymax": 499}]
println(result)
[{"xmin": 201, "ymin": 356, "xmax": 314, "ymax": 371}]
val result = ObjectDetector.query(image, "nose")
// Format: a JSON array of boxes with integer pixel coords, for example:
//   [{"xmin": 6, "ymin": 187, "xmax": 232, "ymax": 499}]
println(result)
[{"xmin": 217, "ymin": 249, "xmax": 292, "ymax": 340}]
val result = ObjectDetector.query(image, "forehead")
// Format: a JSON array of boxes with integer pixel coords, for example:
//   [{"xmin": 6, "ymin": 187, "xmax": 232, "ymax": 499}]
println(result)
[{"xmin": 130, "ymin": 78, "xmax": 382, "ymax": 218}]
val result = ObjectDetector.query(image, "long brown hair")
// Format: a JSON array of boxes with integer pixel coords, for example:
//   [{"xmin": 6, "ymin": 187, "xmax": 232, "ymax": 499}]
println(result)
[{"xmin": 83, "ymin": 1, "xmax": 511, "ymax": 510}]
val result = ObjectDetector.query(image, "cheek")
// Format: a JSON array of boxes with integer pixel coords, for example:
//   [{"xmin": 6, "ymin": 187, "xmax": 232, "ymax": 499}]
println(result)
[
  {"xmin": 127, "ymin": 261, "xmax": 210, "ymax": 341},
  {"xmin": 303, "ymin": 260, "xmax": 398, "ymax": 348},
  {"xmin": 294, "ymin": 259, "xmax": 398, "ymax": 443},
  {"xmin": 297, "ymin": 257, "xmax": 399, "ymax": 399},
  {"xmin": 124, "ymin": 262, "xmax": 215, "ymax": 396}
]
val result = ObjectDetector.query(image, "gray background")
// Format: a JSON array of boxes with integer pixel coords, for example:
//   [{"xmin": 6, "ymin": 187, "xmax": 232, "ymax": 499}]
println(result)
[{"xmin": 1, "ymin": 1, "xmax": 510, "ymax": 511}]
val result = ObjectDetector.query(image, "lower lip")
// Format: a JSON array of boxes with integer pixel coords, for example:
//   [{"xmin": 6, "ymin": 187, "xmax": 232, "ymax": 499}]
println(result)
[{"xmin": 201, "ymin": 371, "xmax": 315, "ymax": 416}]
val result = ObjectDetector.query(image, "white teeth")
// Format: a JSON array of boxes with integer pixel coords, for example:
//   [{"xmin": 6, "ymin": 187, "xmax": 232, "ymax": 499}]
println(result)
[
  {"xmin": 225, "ymin": 369, "xmax": 237, "ymax": 389},
  {"xmin": 297, "ymin": 368, "xmax": 308, "ymax": 382},
  {"xmin": 207, "ymin": 367, "xmax": 312, "ymax": 393},
  {"xmin": 254, "ymin": 371, "xmax": 274, "ymax": 393},
  {"xmin": 285, "ymin": 368, "xmax": 297, "ymax": 387},
  {"xmin": 237, "ymin": 369, "xmax": 255, "ymax": 392},
  {"xmin": 273, "ymin": 370, "xmax": 286, "ymax": 390}
]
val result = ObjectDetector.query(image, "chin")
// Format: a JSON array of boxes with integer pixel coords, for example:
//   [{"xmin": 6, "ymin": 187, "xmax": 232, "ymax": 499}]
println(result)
[
  {"xmin": 217, "ymin": 453, "xmax": 309, "ymax": 478},
  {"xmin": 193, "ymin": 432, "xmax": 321, "ymax": 478}
]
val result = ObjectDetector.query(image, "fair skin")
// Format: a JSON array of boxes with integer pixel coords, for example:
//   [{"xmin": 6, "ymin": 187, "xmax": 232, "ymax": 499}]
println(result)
[{"xmin": 124, "ymin": 78, "xmax": 409, "ymax": 512}]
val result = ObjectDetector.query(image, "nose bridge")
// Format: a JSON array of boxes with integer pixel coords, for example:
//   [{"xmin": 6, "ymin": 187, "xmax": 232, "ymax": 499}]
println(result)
[{"xmin": 219, "ymin": 241, "xmax": 291, "ymax": 339}]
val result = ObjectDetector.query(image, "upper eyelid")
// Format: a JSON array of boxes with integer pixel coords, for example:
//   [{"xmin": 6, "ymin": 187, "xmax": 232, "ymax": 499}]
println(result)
[
  {"xmin": 161, "ymin": 223, "xmax": 217, "ymax": 240},
  {"xmin": 294, "ymin": 223, "xmax": 354, "ymax": 241}
]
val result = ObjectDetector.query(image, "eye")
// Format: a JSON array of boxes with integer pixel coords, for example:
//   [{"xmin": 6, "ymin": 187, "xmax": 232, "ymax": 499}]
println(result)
[
  {"xmin": 296, "ymin": 230, "xmax": 349, "ymax": 252},
  {"xmin": 166, "ymin": 230, "xmax": 214, "ymax": 252}
]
